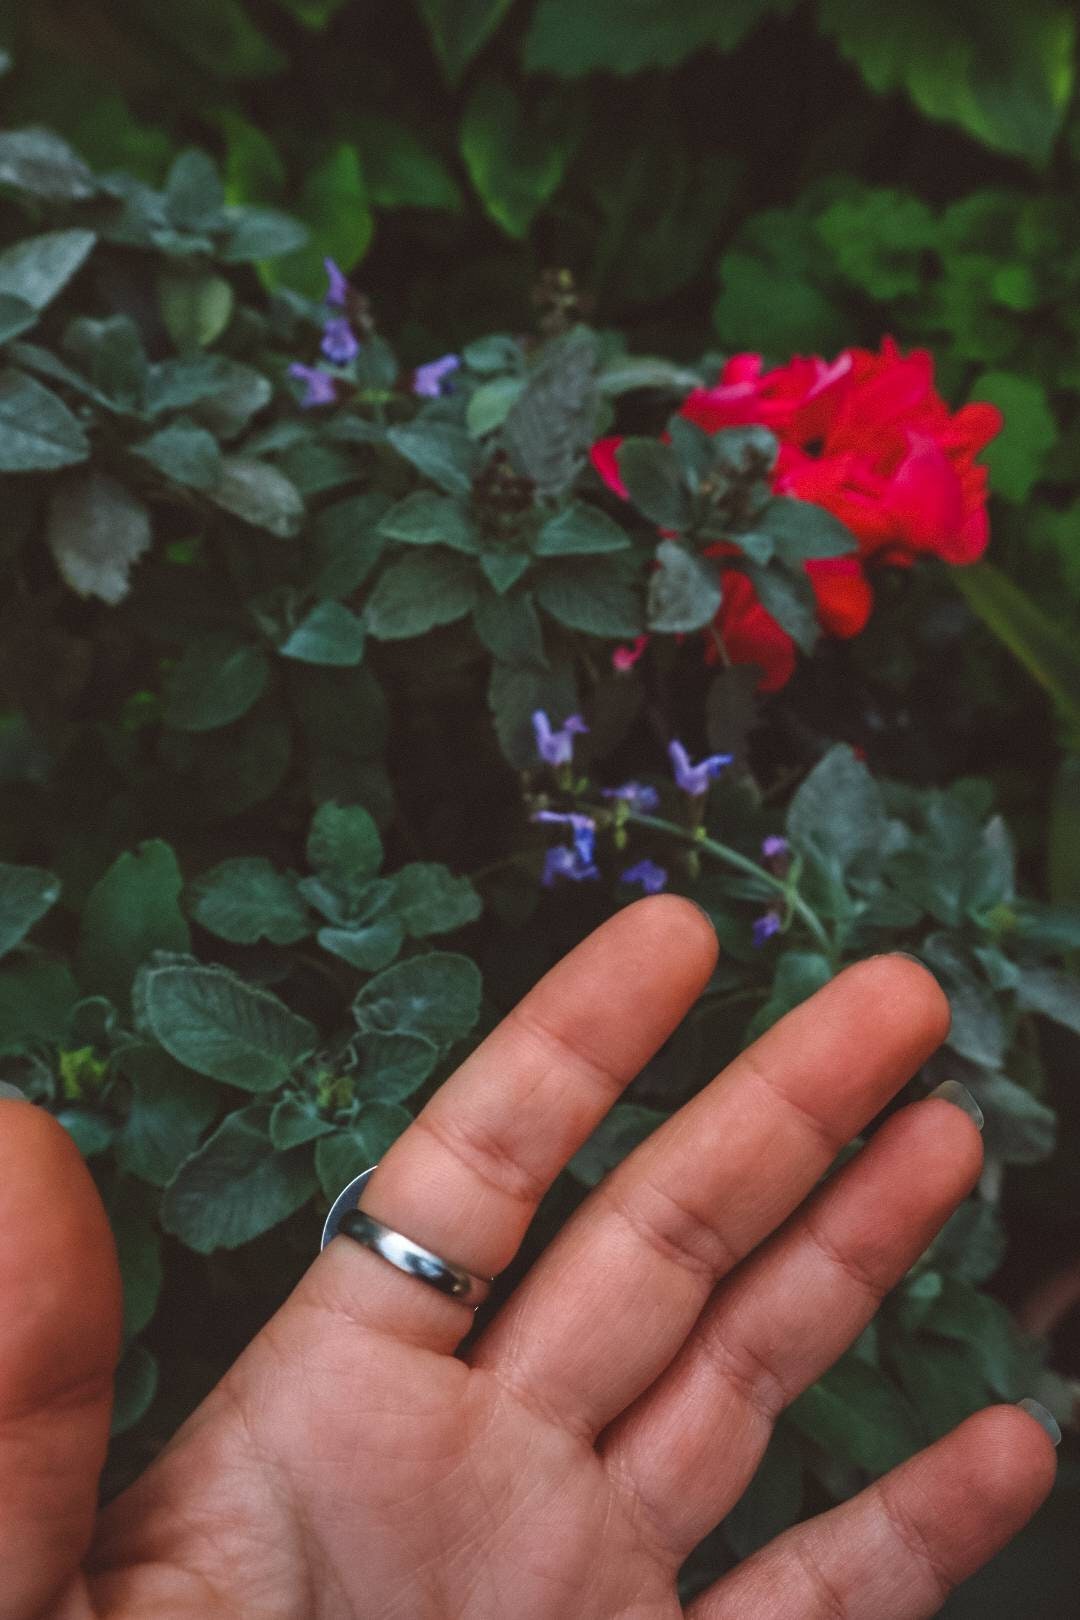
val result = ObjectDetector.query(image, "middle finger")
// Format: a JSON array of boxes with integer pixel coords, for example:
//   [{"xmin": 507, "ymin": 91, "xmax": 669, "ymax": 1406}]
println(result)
[{"xmin": 470, "ymin": 955, "xmax": 950, "ymax": 1437}]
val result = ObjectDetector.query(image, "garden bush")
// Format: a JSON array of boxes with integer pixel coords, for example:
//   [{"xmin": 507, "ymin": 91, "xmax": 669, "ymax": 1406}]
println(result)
[{"xmin": 3, "ymin": 4, "xmax": 1080, "ymax": 1610}]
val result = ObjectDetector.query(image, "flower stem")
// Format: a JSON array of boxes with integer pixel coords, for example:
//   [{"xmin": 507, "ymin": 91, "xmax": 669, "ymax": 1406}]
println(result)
[{"xmin": 619, "ymin": 809, "xmax": 836, "ymax": 963}]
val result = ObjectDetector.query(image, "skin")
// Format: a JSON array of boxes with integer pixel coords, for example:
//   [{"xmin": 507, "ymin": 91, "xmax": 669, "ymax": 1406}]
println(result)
[{"xmin": 0, "ymin": 896, "xmax": 1056, "ymax": 1620}]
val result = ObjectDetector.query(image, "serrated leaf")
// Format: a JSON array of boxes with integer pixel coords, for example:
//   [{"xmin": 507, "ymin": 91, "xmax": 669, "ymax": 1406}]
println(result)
[
  {"xmin": 534, "ymin": 502, "xmax": 630, "ymax": 556},
  {"xmin": 0, "ymin": 862, "xmax": 61, "ymax": 960},
  {"xmin": 138, "ymin": 962, "xmax": 317, "ymax": 1089},
  {"xmin": 787, "ymin": 745, "xmax": 886, "ymax": 878},
  {"xmin": 132, "ymin": 420, "xmax": 223, "ymax": 490},
  {"xmin": 391, "ymin": 864, "xmax": 483, "ymax": 937},
  {"xmin": 46, "ymin": 472, "xmax": 151, "ymax": 604},
  {"xmin": 79, "ymin": 841, "xmax": 190, "ymax": 1008},
  {"xmin": 307, "ymin": 801, "xmax": 383, "ymax": 884},
  {"xmin": 354, "ymin": 1031, "xmax": 439, "ymax": 1101},
  {"xmin": 114, "ymin": 1045, "xmax": 221, "ymax": 1188},
  {"xmin": 747, "ymin": 563, "xmax": 819, "ymax": 654},
  {"xmin": 221, "ymin": 207, "xmax": 309, "ymax": 263},
  {"xmin": 188, "ymin": 857, "xmax": 311, "ymax": 945},
  {"xmin": 480, "ymin": 551, "xmax": 531, "ymax": 593},
  {"xmin": 280, "ymin": 600, "xmax": 366, "ymax": 666},
  {"xmin": 365, "ymin": 549, "xmax": 479, "ymax": 639},
  {"xmin": 615, "ymin": 437, "xmax": 690, "ymax": 529},
  {"xmin": 269, "ymin": 1093, "xmax": 336, "ymax": 1150},
  {"xmin": 378, "ymin": 491, "xmax": 480, "ymax": 552},
  {"xmin": 161, "ymin": 1104, "xmax": 317, "ymax": 1252},
  {"xmin": 207, "ymin": 457, "xmax": 304, "ymax": 537},
  {"xmin": 318, "ymin": 917, "xmax": 404, "ymax": 971},
  {"xmin": 386, "ymin": 422, "xmax": 479, "ymax": 497},
  {"xmin": 535, "ymin": 559, "xmax": 644, "ymax": 637},
  {"xmin": 163, "ymin": 635, "xmax": 269, "ymax": 732},
  {"xmin": 647, "ymin": 539, "xmax": 723, "ymax": 632},
  {"xmin": 472, "ymin": 589, "xmax": 546, "ymax": 665},
  {"xmin": 0, "ymin": 367, "xmax": 89, "ymax": 471},
  {"xmin": 353, "ymin": 951, "xmax": 482, "ymax": 1045},
  {"xmin": 758, "ymin": 495, "xmax": 858, "ymax": 562},
  {"xmin": 0, "ymin": 229, "xmax": 96, "ymax": 312},
  {"xmin": 315, "ymin": 1104, "xmax": 413, "ymax": 1199},
  {"xmin": 504, "ymin": 327, "xmax": 599, "ymax": 499}
]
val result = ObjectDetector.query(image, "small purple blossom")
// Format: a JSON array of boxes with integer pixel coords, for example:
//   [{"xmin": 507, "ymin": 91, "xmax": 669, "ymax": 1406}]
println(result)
[
  {"xmin": 413, "ymin": 353, "xmax": 461, "ymax": 398},
  {"xmin": 669, "ymin": 739, "xmax": 734, "ymax": 797},
  {"xmin": 762, "ymin": 835, "xmax": 790, "ymax": 860},
  {"xmin": 289, "ymin": 362, "xmax": 337, "ymax": 408},
  {"xmin": 541, "ymin": 844, "xmax": 599, "ymax": 887},
  {"xmin": 602, "ymin": 781, "xmax": 660, "ymax": 813},
  {"xmin": 324, "ymin": 257, "xmax": 350, "ymax": 308},
  {"xmin": 532, "ymin": 810, "xmax": 596, "ymax": 865},
  {"xmin": 752, "ymin": 911, "xmax": 783, "ymax": 948},
  {"xmin": 532, "ymin": 709, "xmax": 588, "ymax": 768},
  {"xmin": 621, "ymin": 859, "xmax": 668, "ymax": 894},
  {"xmin": 321, "ymin": 316, "xmax": 360, "ymax": 365}
]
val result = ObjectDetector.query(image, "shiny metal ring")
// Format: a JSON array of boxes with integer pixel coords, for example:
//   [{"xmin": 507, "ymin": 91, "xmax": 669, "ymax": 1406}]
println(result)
[{"xmin": 320, "ymin": 1164, "xmax": 492, "ymax": 1308}]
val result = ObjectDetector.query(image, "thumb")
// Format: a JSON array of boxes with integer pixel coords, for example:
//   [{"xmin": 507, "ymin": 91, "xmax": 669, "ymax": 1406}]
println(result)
[{"xmin": 0, "ymin": 1088, "xmax": 122, "ymax": 1620}]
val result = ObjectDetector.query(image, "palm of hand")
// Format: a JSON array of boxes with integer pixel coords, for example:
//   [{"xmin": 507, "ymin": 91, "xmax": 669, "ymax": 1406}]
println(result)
[{"xmin": 1, "ymin": 901, "xmax": 1056, "ymax": 1620}]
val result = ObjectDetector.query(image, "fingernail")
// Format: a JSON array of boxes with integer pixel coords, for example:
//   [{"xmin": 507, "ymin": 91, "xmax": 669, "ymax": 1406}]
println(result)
[
  {"xmin": 891, "ymin": 951, "xmax": 924, "ymax": 964},
  {"xmin": 683, "ymin": 896, "xmax": 716, "ymax": 932},
  {"xmin": 0, "ymin": 1081, "xmax": 26, "ymax": 1101},
  {"xmin": 1017, "ymin": 1398, "xmax": 1062, "ymax": 1446},
  {"xmin": 928, "ymin": 1079, "xmax": 984, "ymax": 1131}
]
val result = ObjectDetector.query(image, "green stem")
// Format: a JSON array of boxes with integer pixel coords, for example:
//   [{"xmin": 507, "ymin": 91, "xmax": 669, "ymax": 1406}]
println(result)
[{"xmin": 621, "ymin": 809, "xmax": 836, "ymax": 963}]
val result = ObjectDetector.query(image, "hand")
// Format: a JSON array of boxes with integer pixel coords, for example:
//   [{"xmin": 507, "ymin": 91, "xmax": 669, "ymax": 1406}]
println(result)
[{"xmin": 0, "ymin": 898, "xmax": 1056, "ymax": 1620}]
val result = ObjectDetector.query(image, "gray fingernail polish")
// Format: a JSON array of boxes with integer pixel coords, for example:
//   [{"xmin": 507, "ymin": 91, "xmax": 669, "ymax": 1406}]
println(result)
[
  {"xmin": 928, "ymin": 1079, "xmax": 984, "ymax": 1131},
  {"xmin": 0, "ymin": 1081, "xmax": 26, "ymax": 1101},
  {"xmin": 1017, "ymin": 1398, "xmax": 1062, "ymax": 1446},
  {"xmin": 891, "ymin": 951, "xmax": 923, "ymax": 963}
]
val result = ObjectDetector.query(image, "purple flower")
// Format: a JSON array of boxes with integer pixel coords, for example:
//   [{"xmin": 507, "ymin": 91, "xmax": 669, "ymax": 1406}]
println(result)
[
  {"xmin": 324, "ymin": 257, "xmax": 350, "ymax": 308},
  {"xmin": 668, "ymin": 739, "xmax": 734, "ymax": 797},
  {"xmin": 532, "ymin": 710, "xmax": 588, "ymax": 767},
  {"xmin": 762, "ymin": 835, "xmax": 790, "ymax": 860},
  {"xmin": 541, "ymin": 844, "xmax": 599, "ymax": 887},
  {"xmin": 532, "ymin": 810, "xmax": 596, "ymax": 866},
  {"xmin": 321, "ymin": 316, "xmax": 360, "ymax": 365},
  {"xmin": 752, "ymin": 911, "xmax": 783, "ymax": 948},
  {"xmin": 289, "ymin": 362, "xmax": 337, "ymax": 408},
  {"xmin": 602, "ymin": 781, "xmax": 660, "ymax": 813},
  {"xmin": 413, "ymin": 353, "xmax": 461, "ymax": 398},
  {"xmin": 621, "ymin": 859, "xmax": 668, "ymax": 894}
]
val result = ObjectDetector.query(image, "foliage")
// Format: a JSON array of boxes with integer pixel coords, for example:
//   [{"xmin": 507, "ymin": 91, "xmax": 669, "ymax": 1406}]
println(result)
[{"xmin": 3, "ymin": 2, "xmax": 1080, "ymax": 1603}]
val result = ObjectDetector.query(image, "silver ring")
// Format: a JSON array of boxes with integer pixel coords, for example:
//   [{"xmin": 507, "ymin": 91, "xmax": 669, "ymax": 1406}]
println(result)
[{"xmin": 321, "ymin": 1165, "xmax": 492, "ymax": 1308}]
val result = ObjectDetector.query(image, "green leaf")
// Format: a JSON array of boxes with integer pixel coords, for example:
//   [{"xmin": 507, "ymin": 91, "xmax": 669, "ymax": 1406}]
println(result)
[
  {"xmin": 163, "ymin": 635, "xmax": 270, "ymax": 732},
  {"xmin": 315, "ymin": 1105, "xmax": 413, "ymax": 1199},
  {"xmin": 725, "ymin": 1423, "xmax": 804, "ymax": 1559},
  {"xmin": 0, "ymin": 863, "xmax": 60, "ymax": 960},
  {"xmin": 535, "ymin": 559, "xmax": 644, "ymax": 638},
  {"xmin": 951, "ymin": 562, "xmax": 1080, "ymax": 742},
  {"xmin": 318, "ymin": 917, "xmax": 404, "ymax": 971},
  {"xmin": 480, "ymin": 551, "xmax": 531, "ymax": 594},
  {"xmin": 189, "ymin": 858, "xmax": 311, "ymax": 945},
  {"xmin": 208, "ymin": 457, "xmax": 304, "ymax": 537},
  {"xmin": 647, "ymin": 540, "xmax": 723, "ymax": 633},
  {"xmin": 467, "ymin": 376, "xmax": 525, "ymax": 436},
  {"xmin": 787, "ymin": 745, "xmax": 886, "ymax": 879},
  {"xmin": 930, "ymin": 1198, "xmax": 1006, "ymax": 1284},
  {"xmin": 789, "ymin": 1355, "xmax": 923, "ymax": 1475},
  {"xmin": 107, "ymin": 1178, "xmax": 163, "ymax": 1341},
  {"xmin": 161, "ymin": 1104, "xmax": 318, "ymax": 1252},
  {"xmin": 165, "ymin": 149, "xmax": 225, "ymax": 230},
  {"xmin": 969, "ymin": 1071, "xmax": 1056, "ymax": 1164},
  {"xmin": 0, "ymin": 367, "xmax": 89, "ymax": 471},
  {"xmin": 569, "ymin": 1103, "xmax": 666, "ymax": 1187},
  {"xmin": 79, "ymin": 841, "xmax": 191, "ymax": 1008},
  {"xmin": 353, "ymin": 952, "xmax": 482, "ymax": 1046},
  {"xmin": 417, "ymin": 0, "xmax": 514, "ymax": 84},
  {"xmin": 615, "ymin": 438, "xmax": 689, "ymax": 529},
  {"xmin": 221, "ymin": 207, "xmax": 309, "ymax": 263},
  {"xmin": 524, "ymin": 0, "xmax": 796, "ymax": 73},
  {"xmin": 488, "ymin": 654, "xmax": 578, "ymax": 767},
  {"xmin": 353, "ymin": 113, "xmax": 464, "ymax": 211},
  {"xmin": 504, "ymin": 327, "xmax": 599, "ymax": 500},
  {"xmin": 276, "ymin": 142, "xmax": 372, "ymax": 298},
  {"xmin": 0, "ymin": 295, "xmax": 37, "ymax": 344},
  {"xmin": 746, "ymin": 952, "xmax": 834, "ymax": 1040},
  {"xmin": 757, "ymin": 496, "xmax": 858, "ymax": 563},
  {"xmin": 138, "ymin": 960, "xmax": 317, "ymax": 1089},
  {"xmin": 269, "ymin": 1093, "xmax": 336, "ymax": 1150},
  {"xmin": 46, "ymin": 472, "xmax": 152, "ymax": 606},
  {"xmin": 460, "ymin": 80, "xmax": 578, "ymax": 237},
  {"xmin": 923, "ymin": 1277, "xmax": 1039, "ymax": 1399},
  {"xmin": 1014, "ymin": 964, "xmax": 1080, "ymax": 1035},
  {"xmin": 535, "ymin": 502, "xmax": 630, "ymax": 556},
  {"xmin": 0, "ymin": 229, "xmax": 96, "ymax": 312},
  {"xmin": 818, "ymin": 0, "xmax": 1075, "ymax": 165},
  {"xmin": 114, "ymin": 1045, "xmax": 221, "ymax": 1188},
  {"xmin": 391, "ymin": 864, "xmax": 483, "ymax": 937},
  {"xmin": 0, "ymin": 958, "xmax": 79, "ymax": 1052},
  {"xmin": 354, "ymin": 1032, "xmax": 440, "ymax": 1101},
  {"xmin": 280, "ymin": 600, "xmax": 366, "ymax": 666},
  {"xmin": 158, "ymin": 270, "xmax": 234, "ymax": 353},
  {"xmin": 747, "ymin": 563, "xmax": 819, "ymax": 655},
  {"xmin": 365, "ymin": 549, "xmax": 479, "ymax": 639},
  {"xmin": 307, "ymin": 801, "xmax": 383, "ymax": 885},
  {"xmin": 815, "ymin": 187, "xmax": 937, "ymax": 300},
  {"xmin": 132, "ymin": 421, "xmax": 223, "ymax": 491},
  {"xmin": 377, "ymin": 491, "xmax": 480, "ymax": 553},
  {"xmin": 0, "ymin": 127, "xmax": 96, "ymax": 201},
  {"xmin": 310, "ymin": 492, "xmax": 390, "ymax": 598},
  {"xmin": 473, "ymin": 589, "xmax": 546, "ymax": 665},
  {"xmin": 386, "ymin": 422, "xmax": 479, "ymax": 497},
  {"xmin": 110, "ymin": 1342, "xmax": 157, "ymax": 1437},
  {"xmin": 967, "ymin": 370, "xmax": 1057, "ymax": 503}
]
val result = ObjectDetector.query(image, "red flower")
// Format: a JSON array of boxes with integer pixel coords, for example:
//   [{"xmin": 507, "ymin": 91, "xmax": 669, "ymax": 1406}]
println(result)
[{"xmin": 589, "ymin": 337, "xmax": 1001, "ymax": 688}]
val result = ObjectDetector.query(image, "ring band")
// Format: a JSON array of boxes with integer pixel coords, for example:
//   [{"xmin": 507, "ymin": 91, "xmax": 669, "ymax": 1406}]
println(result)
[{"xmin": 321, "ymin": 1164, "xmax": 492, "ymax": 1308}]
